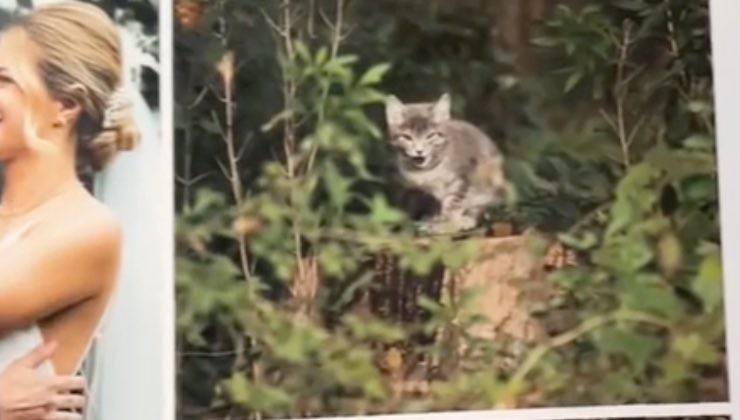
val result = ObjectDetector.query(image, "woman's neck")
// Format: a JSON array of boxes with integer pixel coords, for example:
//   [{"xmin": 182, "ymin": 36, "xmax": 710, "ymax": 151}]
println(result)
[{"xmin": 0, "ymin": 151, "xmax": 79, "ymax": 216}]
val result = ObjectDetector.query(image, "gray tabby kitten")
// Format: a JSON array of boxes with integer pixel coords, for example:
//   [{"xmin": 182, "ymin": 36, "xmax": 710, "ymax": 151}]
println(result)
[{"xmin": 385, "ymin": 93, "xmax": 507, "ymax": 233}]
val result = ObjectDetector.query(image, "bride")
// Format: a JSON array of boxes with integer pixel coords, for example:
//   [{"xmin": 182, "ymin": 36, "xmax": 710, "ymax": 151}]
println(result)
[{"xmin": 0, "ymin": 1, "xmax": 137, "ymax": 418}]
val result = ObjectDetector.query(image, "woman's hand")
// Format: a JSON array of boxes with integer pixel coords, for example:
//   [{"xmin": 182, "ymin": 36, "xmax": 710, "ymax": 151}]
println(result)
[{"xmin": 0, "ymin": 342, "xmax": 85, "ymax": 420}]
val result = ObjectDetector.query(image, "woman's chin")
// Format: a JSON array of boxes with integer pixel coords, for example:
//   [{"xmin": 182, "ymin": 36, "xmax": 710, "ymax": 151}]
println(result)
[{"xmin": 0, "ymin": 145, "xmax": 21, "ymax": 161}]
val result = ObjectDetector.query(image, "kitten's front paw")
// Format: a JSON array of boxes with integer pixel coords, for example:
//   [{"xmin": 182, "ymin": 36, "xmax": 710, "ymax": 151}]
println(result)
[
  {"xmin": 416, "ymin": 217, "xmax": 461, "ymax": 235},
  {"xmin": 452, "ymin": 215, "xmax": 478, "ymax": 232},
  {"xmin": 416, "ymin": 213, "xmax": 479, "ymax": 235},
  {"xmin": 414, "ymin": 220, "xmax": 438, "ymax": 235}
]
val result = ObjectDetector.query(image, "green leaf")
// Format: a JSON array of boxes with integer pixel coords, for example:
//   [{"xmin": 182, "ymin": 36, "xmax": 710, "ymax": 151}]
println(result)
[
  {"xmin": 644, "ymin": 147, "xmax": 716, "ymax": 181},
  {"xmin": 261, "ymin": 109, "xmax": 294, "ymax": 132},
  {"xmin": 190, "ymin": 188, "xmax": 227, "ymax": 214},
  {"xmin": 358, "ymin": 63, "xmax": 391, "ymax": 86},
  {"xmin": 348, "ymin": 87, "xmax": 388, "ymax": 105},
  {"xmin": 343, "ymin": 109, "xmax": 382, "ymax": 139},
  {"xmin": 692, "ymin": 250, "xmax": 723, "ymax": 313},
  {"xmin": 223, "ymin": 374, "xmax": 294, "ymax": 412},
  {"xmin": 294, "ymin": 40, "xmax": 312, "ymax": 63},
  {"xmin": 332, "ymin": 54, "xmax": 359, "ymax": 66},
  {"xmin": 594, "ymin": 234, "xmax": 654, "ymax": 275},
  {"xmin": 531, "ymin": 36, "xmax": 558, "ymax": 47},
  {"xmin": 315, "ymin": 46, "xmax": 329, "ymax": 65},
  {"xmin": 621, "ymin": 275, "xmax": 684, "ymax": 320},
  {"xmin": 682, "ymin": 177, "xmax": 717, "ymax": 203},
  {"xmin": 558, "ymin": 231, "xmax": 598, "ymax": 251},
  {"xmin": 606, "ymin": 163, "xmax": 661, "ymax": 237},
  {"xmin": 198, "ymin": 118, "xmax": 221, "ymax": 135},
  {"xmin": 323, "ymin": 61, "xmax": 353, "ymax": 86},
  {"xmin": 564, "ymin": 71, "xmax": 583, "ymax": 93},
  {"xmin": 318, "ymin": 243, "xmax": 346, "ymax": 277},
  {"xmin": 683, "ymin": 134, "xmax": 715, "ymax": 151},
  {"xmin": 368, "ymin": 195, "xmax": 405, "ymax": 225},
  {"xmin": 657, "ymin": 233, "xmax": 682, "ymax": 278},
  {"xmin": 343, "ymin": 315, "xmax": 405, "ymax": 343},
  {"xmin": 594, "ymin": 326, "xmax": 662, "ymax": 372},
  {"xmin": 672, "ymin": 333, "xmax": 721, "ymax": 366},
  {"xmin": 686, "ymin": 100, "xmax": 712, "ymax": 114},
  {"xmin": 323, "ymin": 161, "xmax": 354, "ymax": 210}
]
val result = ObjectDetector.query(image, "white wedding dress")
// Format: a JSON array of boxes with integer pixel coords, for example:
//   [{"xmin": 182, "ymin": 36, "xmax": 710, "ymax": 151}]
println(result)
[{"xmin": 0, "ymin": 328, "xmax": 53, "ymax": 375}]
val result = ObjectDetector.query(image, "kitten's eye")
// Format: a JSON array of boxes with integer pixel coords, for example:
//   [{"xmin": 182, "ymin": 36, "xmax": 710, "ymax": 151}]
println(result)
[
  {"xmin": 395, "ymin": 134, "xmax": 412, "ymax": 143},
  {"xmin": 426, "ymin": 132, "xmax": 443, "ymax": 140}
]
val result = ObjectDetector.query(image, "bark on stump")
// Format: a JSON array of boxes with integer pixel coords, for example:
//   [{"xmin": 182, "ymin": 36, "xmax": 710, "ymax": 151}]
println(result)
[{"xmin": 443, "ymin": 233, "xmax": 559, "ymax": 343}]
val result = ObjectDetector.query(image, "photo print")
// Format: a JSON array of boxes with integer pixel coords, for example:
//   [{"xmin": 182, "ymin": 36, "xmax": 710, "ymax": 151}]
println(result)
[{"xmin": 174, "ymin": 0, "xmax": 726, "ymax": 419}]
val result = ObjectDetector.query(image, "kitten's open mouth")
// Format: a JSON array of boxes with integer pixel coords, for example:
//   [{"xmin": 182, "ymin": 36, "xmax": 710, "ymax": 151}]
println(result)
[{"xmin": 411, "ymin": 156, "xmax": 427, "ymax": 166}]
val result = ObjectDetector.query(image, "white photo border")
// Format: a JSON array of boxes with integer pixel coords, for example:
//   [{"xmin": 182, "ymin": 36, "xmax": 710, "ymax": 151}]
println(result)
[
  {"xmin": 307, "ymin": 403, "xmax": 731, "ymax": 420},
  {"xmin": 161, "ymin": 0, "xmax": 175, "ymax": 417},
  {"xmin": 712, "ymin": 0, "xmax": 740, "ymax": 414}
]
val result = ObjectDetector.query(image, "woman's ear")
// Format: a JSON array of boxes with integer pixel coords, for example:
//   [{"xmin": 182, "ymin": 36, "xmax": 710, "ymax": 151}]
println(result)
[
  {"xmin": 54, "ymin": 97, "xmax": 81, "ymax": 128},
  {"xmin": 53, "ymin": 86, "xmax": 85, "ymax": 128}
]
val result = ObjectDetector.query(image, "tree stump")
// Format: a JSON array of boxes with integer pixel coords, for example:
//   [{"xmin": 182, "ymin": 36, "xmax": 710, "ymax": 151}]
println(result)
[
  {"xmin": 443, "ymin": 233, "xmax": 560, "ymax": 343},
  {"xmin": 369, "ymin": 231, "xmax": 568, "ymax": 344},
  {"xmin": 369, "ymin": 231, "xmax": 571, "ymax": 397}
]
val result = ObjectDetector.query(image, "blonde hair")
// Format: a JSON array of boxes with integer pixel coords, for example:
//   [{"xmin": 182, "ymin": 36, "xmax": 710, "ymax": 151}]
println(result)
[{"xmin": 8, "ymin": 0, "xmax": 139, "ymax": 171}]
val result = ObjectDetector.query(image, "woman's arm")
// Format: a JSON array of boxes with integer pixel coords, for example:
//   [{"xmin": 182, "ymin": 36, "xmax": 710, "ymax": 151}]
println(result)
[{"xmin": 0, "ymin": 213, "xmax": 121, "ymax": 331}]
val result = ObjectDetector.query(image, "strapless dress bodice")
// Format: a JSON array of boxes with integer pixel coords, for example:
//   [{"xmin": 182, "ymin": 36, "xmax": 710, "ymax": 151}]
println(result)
[{"xmin": 0, "ymin": 326, "xmax": 54, "ymax": 375}]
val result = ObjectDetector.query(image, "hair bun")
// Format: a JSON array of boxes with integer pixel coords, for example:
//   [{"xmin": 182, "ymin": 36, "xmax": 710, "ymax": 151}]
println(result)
[
  {"xmin": 116, "ymin": 120, "xmax": 140, "ymax": 151},
  {"xmin": 87, "ymin": 87, "xmax": 140, "ymax": 170}
]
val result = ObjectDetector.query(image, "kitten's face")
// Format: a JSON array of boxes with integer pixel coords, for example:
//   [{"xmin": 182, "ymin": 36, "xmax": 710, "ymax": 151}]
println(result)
[{"xmin": 385, "ymin": 94, "xmax": 451, "ymax": 170}]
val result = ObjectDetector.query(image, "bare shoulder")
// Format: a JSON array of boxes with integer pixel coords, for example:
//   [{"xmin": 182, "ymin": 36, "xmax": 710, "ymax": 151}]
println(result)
[
  {"xmin": 73, "ymin": 193, "xmax": 122, "ymax": 247},
  {"xmin": 44, "ymin": 190, "xmax": 123, "ymax": 261}
]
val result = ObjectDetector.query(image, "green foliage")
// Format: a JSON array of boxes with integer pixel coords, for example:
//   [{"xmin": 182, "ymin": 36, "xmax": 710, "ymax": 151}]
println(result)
[
  {"xmin": 533, "ymin": 5, "xmax": 615, "ymax": 97},
  {"xmin": 217, "ymin": 280, "xmax": 398, "ymax": 416},
  {"xmin": 175, "ymin": 0, "xmax": 724, "ymax": 418}
]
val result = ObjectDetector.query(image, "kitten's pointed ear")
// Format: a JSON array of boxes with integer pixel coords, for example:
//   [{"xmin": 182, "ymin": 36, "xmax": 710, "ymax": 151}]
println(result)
[
  {"xmin": 432, "ymin": 93, "xmax": 451, "ymax": 123},
  {"xmin": 385, "ymin": 95, "xmax": 404, "ymax": 127}
]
